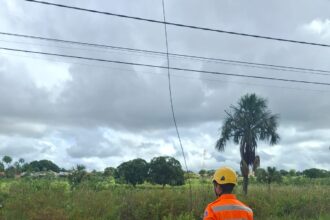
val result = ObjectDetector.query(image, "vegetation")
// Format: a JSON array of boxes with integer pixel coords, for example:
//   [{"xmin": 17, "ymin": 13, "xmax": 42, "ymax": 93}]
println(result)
[
  {"xmin": 0, "ymin": 177, "xmax": 329, "ymax": 220},
  {"xmin": 148, "ymin": 156, "xmax": 184, "ymax": 187},
  {"xmin": 114, "ymin": 158, "xmax": 149, "ymax": 187},
  {"xmin": 2, "ymin": 156, "xmax": 12, "ymax": 168},
  {"xmin": 303, "ymin": 168, "xmax": 329, "ymax": 178},
  {"xmin": 216, "ymin": 93, "xmax": 280, "ymax": 195},
  {"xmin": 255, "ymin": 167, "xmax": 282, "ymax": 190},
  {"xmin": 68, "ymin": 165, "xmax": 88, "ymax": 189},
  {"xmin": 0, "ymin": 154, "xmax": 329, "ymax": 219}
]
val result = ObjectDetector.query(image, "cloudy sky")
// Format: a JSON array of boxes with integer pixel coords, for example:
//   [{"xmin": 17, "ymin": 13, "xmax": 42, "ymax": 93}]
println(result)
[{"xmin": 0, "ymin": 0, "xmax": 330, "ymax": 172}]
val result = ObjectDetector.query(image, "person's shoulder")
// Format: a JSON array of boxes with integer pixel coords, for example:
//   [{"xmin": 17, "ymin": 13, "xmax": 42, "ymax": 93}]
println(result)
[
  {"xmin": 204, "ymin": 198, "xmax": 222, "ymax": 213},
  {"xmin": 207, "ymin": 198, "xmax": 222, "ymax": 207},
  {"xmin": 204, "ymin": 200, "xmax": 218, "ymax": 220}
]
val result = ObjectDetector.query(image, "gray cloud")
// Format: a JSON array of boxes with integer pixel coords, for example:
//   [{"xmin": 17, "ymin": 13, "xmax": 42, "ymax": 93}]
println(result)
[
  {"xmin": 66, "ymin": 129, "xmax": 123, "ymax": 158},
  {"xmin": 0, "ymin": 0, "xmax": 329, "ymax": 171}
]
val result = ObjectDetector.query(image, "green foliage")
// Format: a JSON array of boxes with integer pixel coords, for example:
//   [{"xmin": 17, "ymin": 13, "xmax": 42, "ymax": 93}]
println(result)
[
  {"xmin": 289, "ymin": 169, "xmax": 296, "ymax": 176},
  {"xmin": 2, "ymin": 156, "xmax": 12, "ymax": 167},
  {"xmin": 26, "ymin": 160, "xmax": 61, "ymax": 173},
  {"xmin": 148, "ymin": 156, "xmax": 185, "ymax": 187},
  {"xmin": 18, "ymin": 158, "xmax": 25, "ymax": 164},
  {"xmin": 103, "ymin": 167, "xmax": 116, "ymax": 177},
  {"xmin": 0, "ymin": 162, "xmax": 4, "ymax": 172},
  {"xmin": 115, "ymin": 158, "xmax": 148, "ymax": 187},
  {"xmin": 216, "ymin": 93, "xmax": 280, "ymax": 164},
  {"xmin": 256, "ymin": 167, "xmax": 282, "ymax": 185},
  {"xmin": 198, "ymin": 169, "xmax": 206, "ymax": 176},
  {"xmin": 206, "ymin": 169, "xmax": 215, "ymax": 177},
  {"xmin": 68, "ymin": 164, "xmax": 87, "ymax": 189},
  {"xmin": 0, "ymin": 179, "xmax": 329, "ymax": 220},
  {"xmin": 280, "ymin": 169, "xmax": 289, "ymax": 176},
  {"xmin": 4, "ymin": 166, "xmax": 16, "ymax": 178},
  {"xmin": 303, "ymin": 168, "xmax": 329, "ymax": 178},
  {"xmin": 215, "ymin": 93, "xmax": 280, "ymax": 195}
]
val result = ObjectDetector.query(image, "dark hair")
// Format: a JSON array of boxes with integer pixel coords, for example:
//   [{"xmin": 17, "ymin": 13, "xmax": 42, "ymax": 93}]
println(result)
[
  {"xmin": 219, "ymin": 183, "xmax": 235, "ymax": 193},
  {"xmin": 212, "ymin": 181, "xmax": 235, "ymax": 193}
]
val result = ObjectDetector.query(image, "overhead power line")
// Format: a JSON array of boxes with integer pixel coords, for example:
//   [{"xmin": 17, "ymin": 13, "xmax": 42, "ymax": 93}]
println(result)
[
  {"xmin": 1, "ymin": 46, "xmax": 330, "ymax": 86},
  {"xmin": 2, "ymin": 49, "xmax": 330, "ymax": 94},
  {"xmin": 161, "ymin": 0, "xmax": 192, "ymax": 211},
  {"xmin": 25, "ymin": 0, "xmax": 330, "ymax": 48},
  {"xmin": 1, "ymin": 32, "xmax": 330, "ymax": 76}
]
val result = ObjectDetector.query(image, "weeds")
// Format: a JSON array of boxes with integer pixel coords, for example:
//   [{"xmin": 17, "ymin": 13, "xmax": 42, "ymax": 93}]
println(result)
[{"xmin": 0, "ymin": 179, "xmax": 329, "ymax": 220}]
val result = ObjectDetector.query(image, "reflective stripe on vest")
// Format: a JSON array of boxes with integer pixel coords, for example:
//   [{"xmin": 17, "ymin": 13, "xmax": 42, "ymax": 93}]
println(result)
[{"xmin": 212, "ymin": 205, "xmax": 252, "ymax": 213}]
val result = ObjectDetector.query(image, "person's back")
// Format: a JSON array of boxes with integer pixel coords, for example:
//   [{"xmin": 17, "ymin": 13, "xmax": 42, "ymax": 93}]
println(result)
[
  {"xmin": 204, "ymin": 194, "xmax": 253, "ymax": 220},
  {"xmin": 203, "ymin": 166, "xmax": 253, "ymax": 220}
]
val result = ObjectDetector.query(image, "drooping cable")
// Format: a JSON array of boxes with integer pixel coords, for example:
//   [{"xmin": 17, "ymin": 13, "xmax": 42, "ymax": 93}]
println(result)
[{"xmin": 161, "ymin": 0, "xmax": 193, "ymax": 211}]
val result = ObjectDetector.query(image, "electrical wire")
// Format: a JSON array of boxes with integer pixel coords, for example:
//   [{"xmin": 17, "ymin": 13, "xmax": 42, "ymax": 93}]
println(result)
[
  {"xmin": 2, "ymin": 32, "xmax": 330, "ymax": 77},
  {"xmin": 2, "ymin": 49, "xmax": 330, "ymax": 93},
  {"xmin": 161, "ymin": 0, "xmax": 193, "ymax": 211},
  {"xmin": 25, "ymin": 0, "xmax": 330, "ymax": 48},
  {"xmin": 1, "ymin": 46, "xmax": 330, "ymax": 86}
]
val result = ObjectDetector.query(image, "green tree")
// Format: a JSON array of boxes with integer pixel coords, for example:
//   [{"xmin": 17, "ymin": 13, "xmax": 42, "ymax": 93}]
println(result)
[
  {"xmin": 256, "ymin": 167, "xmax": 282, "ymax": 190},
  {"xmin": 216, "ymin": 94, "xmax": 280, "ymax": 195},
  {"xmin": 303, "ymin": 168, "xmax": 328, "ymax": 178},
  {"xmin": 13, "ymin": 158, "xmax": 26, "ymax": 174},
  {"xmin": 265, "ymin": 167, "xmax": 282, "ymax": 185},
  {"xmin": 28, "ymin": 160, "xmax": 60, "ymax": 172},
  {"xmin": 68, "ymin": 164, "xmax": 87, "ymax": 189},
  {"xmin": 13, "ymin": 161, "xmax": 21, "ymax": 174},
  {"xmin": 206, "ymin": 169, "xmax": 215, "ymax": 177},
  {"xmin": 148, "ymin": 156, "xmax": 184, "ymax": 187},
  {"xmin": 289, "ymin": 169, "xmax": 296, "ymax": 176},
  {"xmin": 2, "ymin": 156, "xmax": 12, "ymax": 168},
  {"xmin": 0, "ymin": 162, "xmax": 4, "ymax": 172},
  {"xmin": 76, "ymin": 164, "xmax": 86, "ymax": 171},
  {"xmin": 280, "ymin": 169, "xmax": 289, "ymax": 176},
  {"xmin": 198, "ymin": 169, "xmax": 207, "ymax": 177},
  {"xmin": 115, "ymin": 158, "xmax": 148, "ymax": 187},
  {"xmin": 5, "ymin": 166, "xmax": 16, "ymax": 178},
  {"xmin": 255, "ymin": 168, "xmax": 267, "ymax": 183},
  {"xmin": 18, "ymin": 158, "xmax": 25, "ymax": 165},
  {"xmin": 104, "ymin": 167, "xmax": 116, "ymax": 177}
]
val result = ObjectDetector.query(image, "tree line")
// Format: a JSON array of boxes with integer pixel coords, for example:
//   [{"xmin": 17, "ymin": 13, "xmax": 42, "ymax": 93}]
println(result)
[
  {"xmin": 1, "ymin": 155, "xmax": 329, "ymax": 187},
  {"xmin": 0, "ymin": 155, "xmax": 185, "ymax": 188},
  {"xmin": 0, "ymin": 156, "xmax": 62, "ymax": 178}
]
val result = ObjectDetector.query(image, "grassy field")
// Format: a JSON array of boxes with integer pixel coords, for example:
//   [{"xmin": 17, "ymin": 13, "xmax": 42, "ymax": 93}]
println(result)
[{"xmin": 0, "ymin": 178, "xmax": 329, "ymax": 220}]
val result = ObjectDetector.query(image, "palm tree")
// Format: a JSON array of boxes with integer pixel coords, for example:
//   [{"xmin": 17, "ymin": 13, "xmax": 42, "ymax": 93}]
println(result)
[
  {"xmin": 2, "ymin": 156, "xmax": 12, "ymax": 169},
  {"xmin": 265, "ymin": 167, "xmax": 282, "ymax": 189},
  {"xmin": 255, "ymin": 167, "xmax": 282, "ymax": 190},
  {"xmin": 216, "ymin": 94, "xmax": 279, "ymax": 195},
  {"xmin": 18, "ymin": 158, "xmax": 25, "ymax": 165}
]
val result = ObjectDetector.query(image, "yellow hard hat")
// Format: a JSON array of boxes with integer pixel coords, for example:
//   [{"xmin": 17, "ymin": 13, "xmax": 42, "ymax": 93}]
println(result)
[{"xmin": 213, "ymin": 166, "xmax": 237, "ymax": 185}]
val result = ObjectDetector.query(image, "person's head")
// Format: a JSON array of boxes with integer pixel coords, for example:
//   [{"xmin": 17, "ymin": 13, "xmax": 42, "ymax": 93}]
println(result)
[
  {"xmin": 213, "ymin": 182, "xmax": 235, "ymax": 197},
  {"xmin": 212, "ymin": 166, "xmax": 237, "ymax": 197}
]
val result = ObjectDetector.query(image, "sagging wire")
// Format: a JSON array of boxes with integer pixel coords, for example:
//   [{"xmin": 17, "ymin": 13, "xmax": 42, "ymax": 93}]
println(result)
[{"xmin": 161, "ymin": 0, "xmax": 193, "ymax": 212}]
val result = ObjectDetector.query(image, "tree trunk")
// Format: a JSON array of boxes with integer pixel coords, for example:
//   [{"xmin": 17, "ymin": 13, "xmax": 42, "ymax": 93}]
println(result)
[{"xmin": 243, "ymin": 174, "xmax": 249, "ymax": 195}]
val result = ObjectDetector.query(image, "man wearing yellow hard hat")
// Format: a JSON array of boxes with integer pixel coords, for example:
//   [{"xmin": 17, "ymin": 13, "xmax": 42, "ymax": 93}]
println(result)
[{"xmin": 203, "ymin": 166, "xmax": 253, "ymax": 220}]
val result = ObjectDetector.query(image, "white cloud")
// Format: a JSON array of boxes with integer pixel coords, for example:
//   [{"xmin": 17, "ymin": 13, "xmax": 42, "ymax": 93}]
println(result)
[
  {"xmin": 302, "ymin": 18, "xmax": 330, "ymax": 38},
  {"xmin": 0, "ymin": 0, "xmax": 330, "ymax": 172}
]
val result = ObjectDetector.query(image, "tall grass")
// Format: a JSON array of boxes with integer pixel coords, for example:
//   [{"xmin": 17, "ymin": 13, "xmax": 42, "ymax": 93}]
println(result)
[{"xmin": 0, "ymin": 179, "xmax": 329, "ymax": 220}]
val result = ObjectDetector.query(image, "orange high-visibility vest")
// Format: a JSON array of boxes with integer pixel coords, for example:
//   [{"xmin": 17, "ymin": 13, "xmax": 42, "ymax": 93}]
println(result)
[{"xmin": 203, "ymin": 194, "xmax": 253, "ymax": 220}]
